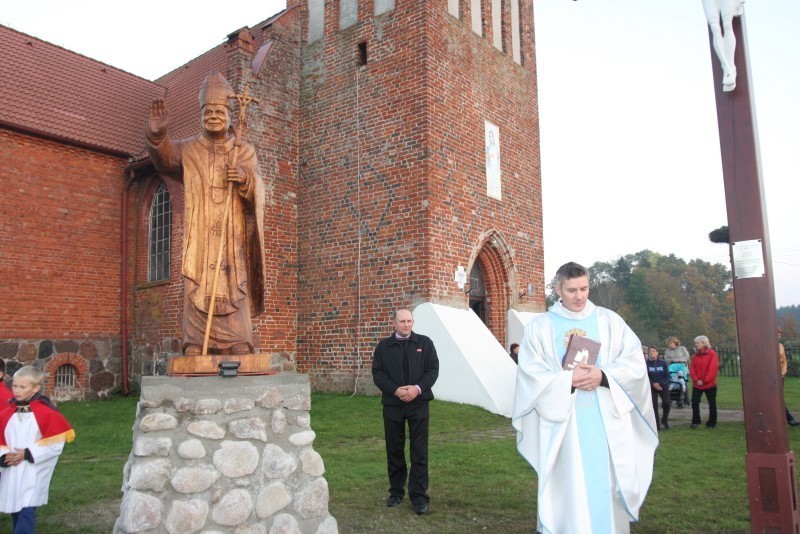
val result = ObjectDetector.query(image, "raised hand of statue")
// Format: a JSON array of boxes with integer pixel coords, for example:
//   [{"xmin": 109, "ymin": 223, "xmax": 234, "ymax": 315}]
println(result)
[{"xmin": 148, "ymin": 99, "xmax": 170, "ymax": 138}]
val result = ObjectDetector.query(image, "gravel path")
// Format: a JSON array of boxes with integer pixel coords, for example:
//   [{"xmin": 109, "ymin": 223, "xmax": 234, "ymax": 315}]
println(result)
[{"xmin": 662, "ymin": 403, "xmax": 744, "ymax": 427}]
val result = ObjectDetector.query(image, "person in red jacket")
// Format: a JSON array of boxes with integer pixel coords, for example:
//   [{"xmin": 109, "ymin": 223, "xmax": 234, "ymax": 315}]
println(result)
[{"xmin": 690, "ymin": 335, "xmax": 720, "ymax": 429}]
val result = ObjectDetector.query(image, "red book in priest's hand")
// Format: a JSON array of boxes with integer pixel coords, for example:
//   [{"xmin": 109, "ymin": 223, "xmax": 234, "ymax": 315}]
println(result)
[{"xmin": 561, "ymin": 334, "xmax": 601, "ymax": 371}]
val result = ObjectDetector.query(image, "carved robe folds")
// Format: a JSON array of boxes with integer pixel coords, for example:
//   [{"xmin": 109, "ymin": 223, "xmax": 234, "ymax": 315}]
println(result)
[{"xmin": 147, "ymin": 131, "xmax": 265, "ymax": 353}]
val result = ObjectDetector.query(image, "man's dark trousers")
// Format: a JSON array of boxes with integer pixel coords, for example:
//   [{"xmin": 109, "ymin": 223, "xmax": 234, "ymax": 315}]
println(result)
[{"xmin": 383, "ymin": 402, "xmax": 430, "ymax": 506}]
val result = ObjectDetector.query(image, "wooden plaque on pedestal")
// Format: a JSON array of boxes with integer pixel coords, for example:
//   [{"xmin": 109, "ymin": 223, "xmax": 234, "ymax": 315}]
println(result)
[{"xmin": 167, "ymin": 353, "xmax": 276, "ymax": 376}]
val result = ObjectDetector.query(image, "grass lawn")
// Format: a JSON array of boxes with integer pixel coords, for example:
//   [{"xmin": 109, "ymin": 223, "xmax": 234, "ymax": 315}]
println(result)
[
  {"xmin": 3, "ymin": 385, "xmax": 800, "ymax": 533},
  {"xmin": 710, "ymin": 375, "xmax": 800, "ymax": 411}
]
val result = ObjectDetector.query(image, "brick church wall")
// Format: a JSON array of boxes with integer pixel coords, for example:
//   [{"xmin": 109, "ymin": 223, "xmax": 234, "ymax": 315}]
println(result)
[
  {"xmin": 426, "ymin": 0, "xmax": 545, "ymax": 339},
  {"xmin": 298, "ymin": 0, "xmax": 433, "ymax": 391},
  {"xmin": 297, "ymin": 0, "xmax": 543, "ymax": 390},
  {"xmin": 0, "ymin": 129, "xmax": 126, "ymax": 395}
]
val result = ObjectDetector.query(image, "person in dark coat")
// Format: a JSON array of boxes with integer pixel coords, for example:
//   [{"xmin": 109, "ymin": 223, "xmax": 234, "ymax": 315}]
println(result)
[
  {"xmin": 372, "ymin": 308, "xmax": 439, "ymax": 515},
  {"xmin": 647, "ymin": 345, "xmax": 671, "ymax": 430}
]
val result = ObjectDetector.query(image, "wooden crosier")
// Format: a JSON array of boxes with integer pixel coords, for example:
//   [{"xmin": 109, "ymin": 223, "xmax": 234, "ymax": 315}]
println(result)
[{"xmin": 201, "ymin": 86, "xmax": 260, "ymax": 356}]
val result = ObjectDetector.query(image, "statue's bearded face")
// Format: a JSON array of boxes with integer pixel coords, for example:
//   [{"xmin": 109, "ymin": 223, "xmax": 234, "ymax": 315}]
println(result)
[{"xmin": 201, "ymin": 104, "xmax": 230, "ymax": 137}]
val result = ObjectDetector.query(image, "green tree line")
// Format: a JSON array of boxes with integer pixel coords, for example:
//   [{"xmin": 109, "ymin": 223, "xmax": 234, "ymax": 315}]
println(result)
[
  {"xmin": 778, "ymin": 305, "xmax": 800, "ymax": 341},
  {"xmin": 547, "ymin": 250, "xmax": 738, "ymax": 348}
]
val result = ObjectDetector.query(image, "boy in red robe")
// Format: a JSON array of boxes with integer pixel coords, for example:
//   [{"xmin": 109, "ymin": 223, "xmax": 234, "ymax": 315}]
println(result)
[{"xmin": 0, "ymin": 366, "xmax": 74, "ymax": 532}]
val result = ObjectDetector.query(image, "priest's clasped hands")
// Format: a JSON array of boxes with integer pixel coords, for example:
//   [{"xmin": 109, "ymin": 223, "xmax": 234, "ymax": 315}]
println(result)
[{"xmin": 571, "ymin": 363, "xmax": 603, "ymax": 391}]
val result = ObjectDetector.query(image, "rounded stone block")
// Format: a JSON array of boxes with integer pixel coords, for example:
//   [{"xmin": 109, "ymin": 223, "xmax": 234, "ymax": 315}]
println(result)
[
  {"xmin": 315, "ymin": 515, "xmax": 338, "ymax": 534},
  {"xmin": 289, "ymin": 430, "xmax": 316, "ymax": 447},
  {"xmin": 269, "ymin": 513, "xmax": 301, "ymax": 534},
  {"xmin": 224, "ymin": 398, "xmax": 256, "ymax": 414},
  {"xmin": 294, "ymin": 478, "xmax": 329, "ymax": 519},
  {"xmin": 187, "ymin": 420, "xmax": 225, "ymax": 439},
  {"xmin": 140, "ymin": 412, "xmax": 178, "ymax": 432},
  {"xmin": 213, "ymin": 440, "xmax": 259, "ymax": 478},
  {"xmin": 18, "ymin": 343, "xmax": 37, "ymax": 363},
  {"xmin": 177, "ymin": 439, "xmax": 206, "ymax": 459},
  {"xmin": 118, "ymin": 490, "xmax": 163, "ymax": 532},
  {"xmin": 258, "ymin": 387, "xmax": 283, "ymax": 409},
  {"xmin": 171, "ymin": 466, "xmax": 220, "ymax": 494},
  {"xmin": 284, "ymin": 393, "xmax": 311, "ymax": 411},
  {"xmin": 133, "ymin": 436, "xmax": 172, "ymax": 457},
  {"xmin": 300, "ymin": 449, "xmax": 325, "ymax": 477},
  {"xmin": 271, "ymin": 409, "xmax": 287, "ymax": 434},
  {"xmin": 256, "ymin": 481, "xmax": 292, "ymax": 519},
  {"xmin": 193, "ymin": 398, "xmax": 222, "ymax": 415},
  {"xmin": 165, "ymin": 498, "xmax": 209, "ymax": 534},
  {"xmin": 37, "ymin": 340, "xmax": 53, "ymax": 359},
  {"xmin": 295, "ymin": 414, "xmax": 311, "ymax": 429},
  {"xmin": 174, "ymin": 397, "xmax": 195, "ymax": 412},
  {"xmin": 128, "ymin": 459, "xmax": 173, "ymax": 492},
  {"xmin": 79, "ymin": 340, "xmax": 98, "ymax": 360},
  {"xmin": 262, "ymin": 444, "xmax": 297, "ymax": 479},
  {"xmin": 211, "ymin": 488, "xmax": 253, "ymax": 526},
  {"xmin": 0, "ymin": 341, "xmax": 19, "ymax": 360},
  {"xmin": 230, "ymin": 417, "xmax": 268, "ymax": 442}
]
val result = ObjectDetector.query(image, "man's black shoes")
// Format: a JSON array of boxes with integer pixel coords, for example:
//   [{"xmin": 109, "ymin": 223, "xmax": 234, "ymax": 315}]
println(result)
[
  {"xmin": 789, "ymin": 420, "xmax": 800, "ymax": 427},
  {"xmin": 387, "ymin": 495, "xmax": 428, "ymax": 514},
  {"xmin": 387, "ymin": 496, "xmax": 403, "ymax": 508}
]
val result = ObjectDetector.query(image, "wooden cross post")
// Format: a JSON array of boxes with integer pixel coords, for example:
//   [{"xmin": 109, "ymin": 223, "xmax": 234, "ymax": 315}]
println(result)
[
  {"xmin": 708, "ymin": 14, "xmax": 800, "ymax": 532},
  {"xmin": 201, "ymin": 86, "xmax": 260, "ymax": 356}
]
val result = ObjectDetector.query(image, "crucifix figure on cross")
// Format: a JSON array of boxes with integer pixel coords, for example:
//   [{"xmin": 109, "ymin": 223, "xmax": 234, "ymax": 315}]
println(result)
[{"xmin": 701, "ymin": 0, "xmax": 745, "ymax": 92}]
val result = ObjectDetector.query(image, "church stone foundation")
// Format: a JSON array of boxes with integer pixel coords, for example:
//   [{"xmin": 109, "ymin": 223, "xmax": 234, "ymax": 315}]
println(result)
[{"xmin": 114, "ymin": 375, "xmax": 337, "ymax": 533}]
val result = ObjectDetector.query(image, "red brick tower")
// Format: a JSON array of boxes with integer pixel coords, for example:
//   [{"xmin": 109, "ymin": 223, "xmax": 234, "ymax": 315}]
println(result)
[{"xmin": 297, "ymin": 0, "xmax": 544, "ymax": 390}]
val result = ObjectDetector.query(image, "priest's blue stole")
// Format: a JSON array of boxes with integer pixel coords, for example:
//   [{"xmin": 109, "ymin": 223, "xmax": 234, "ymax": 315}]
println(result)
[{"xmin": 548, "ymin": 310, "xmax": 611, "ymax": 533}]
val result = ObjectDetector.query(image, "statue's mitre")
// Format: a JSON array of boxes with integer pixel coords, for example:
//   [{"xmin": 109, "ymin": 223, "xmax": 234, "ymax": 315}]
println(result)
[{"xmin": 198, "ymin": 71, "xmax": 235, "ymax": 108}]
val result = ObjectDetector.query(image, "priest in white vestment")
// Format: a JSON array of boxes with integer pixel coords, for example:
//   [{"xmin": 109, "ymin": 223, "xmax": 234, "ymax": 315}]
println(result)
[{"xmin": 512, "ymin": 262, "xmax": 658, "ymax": 534}]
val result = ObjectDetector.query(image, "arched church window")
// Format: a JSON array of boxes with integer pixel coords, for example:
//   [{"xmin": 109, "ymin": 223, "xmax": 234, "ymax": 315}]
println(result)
[{"xmin": 148, "ymin": 182, "xmax": 172, "ymax": 281}]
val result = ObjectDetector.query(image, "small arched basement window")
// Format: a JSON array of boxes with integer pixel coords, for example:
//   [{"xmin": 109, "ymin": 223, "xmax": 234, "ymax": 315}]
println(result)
[{"xmin": 54, "ymin": 364, "xmax": 77, "ymax": 389}]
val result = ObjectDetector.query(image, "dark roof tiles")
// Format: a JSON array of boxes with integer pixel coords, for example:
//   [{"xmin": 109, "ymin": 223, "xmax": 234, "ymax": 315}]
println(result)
[
  {"xmin": 1, "ymin": 7, "xmax": 292, "ymax": 156},
  {"xmin": 0, "ymin": 24, "xmax": 165, "ymax": 156}
]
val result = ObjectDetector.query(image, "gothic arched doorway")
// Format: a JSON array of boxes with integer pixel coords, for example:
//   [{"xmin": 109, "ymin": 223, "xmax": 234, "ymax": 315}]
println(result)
[{"xmin": 467, "ymin": 230, "xmax": 516, "ymax": 348}]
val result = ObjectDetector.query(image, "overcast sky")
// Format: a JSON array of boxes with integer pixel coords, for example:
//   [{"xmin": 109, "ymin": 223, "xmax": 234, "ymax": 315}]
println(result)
[{"xmin": 4, "ymin": 0, "xmax": 799, "ymax": 307}]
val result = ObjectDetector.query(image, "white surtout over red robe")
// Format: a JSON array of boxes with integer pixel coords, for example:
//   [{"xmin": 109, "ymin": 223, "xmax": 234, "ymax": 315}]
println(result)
[
  {"xmin": 0, "ymin": 401, "xmax": 74, "ymax": 513},
  {"xmin": 512, "ymin": 300, "xmax": 658, "ymax": 534}
]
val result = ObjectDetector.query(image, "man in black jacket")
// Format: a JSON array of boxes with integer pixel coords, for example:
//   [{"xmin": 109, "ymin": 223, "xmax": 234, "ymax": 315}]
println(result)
[{"xmin": 372, "ymin": 308, "xmax": 440, "ymax": 515}]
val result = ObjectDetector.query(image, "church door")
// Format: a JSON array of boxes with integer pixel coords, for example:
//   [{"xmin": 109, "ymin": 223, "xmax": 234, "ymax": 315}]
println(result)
[{"xmin": 469, "ymin": 263, "xmax": 486, "ymax": 323}]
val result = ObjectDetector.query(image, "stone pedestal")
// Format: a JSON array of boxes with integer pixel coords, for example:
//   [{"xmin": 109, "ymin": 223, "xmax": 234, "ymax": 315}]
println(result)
[{"xmin": 114, "ymin": 375, "xmax": 338, "ymax": 534}]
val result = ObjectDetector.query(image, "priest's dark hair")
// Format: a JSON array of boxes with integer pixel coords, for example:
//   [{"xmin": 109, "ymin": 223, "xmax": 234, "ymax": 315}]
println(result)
[{"xmin": 554, "ymin": 262, "xmax": 589, "ymax": 287}]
